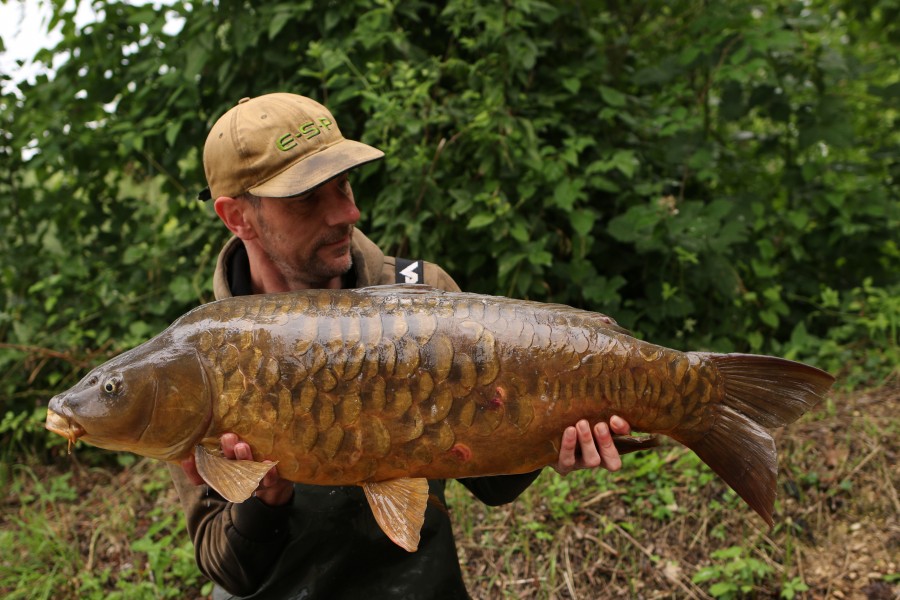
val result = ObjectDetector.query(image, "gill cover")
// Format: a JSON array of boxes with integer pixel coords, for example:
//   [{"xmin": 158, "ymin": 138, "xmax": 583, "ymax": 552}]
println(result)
[{"xmin": 46, "ymin": 333, "xmax": 212, "ymax": 460}]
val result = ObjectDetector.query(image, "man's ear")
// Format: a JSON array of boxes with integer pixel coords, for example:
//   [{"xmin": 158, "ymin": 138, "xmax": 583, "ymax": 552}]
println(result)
[{"xmin": 214, "ymin": 196, "xmax": 257, "ymax": 240}]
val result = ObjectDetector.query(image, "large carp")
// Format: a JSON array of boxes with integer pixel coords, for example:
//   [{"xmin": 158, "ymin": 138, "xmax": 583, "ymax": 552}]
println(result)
[{"xmin": 46, "ymin": 285, "xmax": 833, "ymax": 551}]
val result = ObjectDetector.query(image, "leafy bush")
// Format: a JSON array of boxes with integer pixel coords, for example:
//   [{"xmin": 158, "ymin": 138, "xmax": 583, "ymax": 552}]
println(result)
[{"xmin": 1, "ymin": 0, "xmax": 897, "ymax": 453}]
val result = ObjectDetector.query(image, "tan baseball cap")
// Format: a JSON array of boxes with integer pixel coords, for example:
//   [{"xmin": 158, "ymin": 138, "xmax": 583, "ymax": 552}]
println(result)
[{"xmin": 200, "ymin": 93, "xmax": 384, "ymax": 200}]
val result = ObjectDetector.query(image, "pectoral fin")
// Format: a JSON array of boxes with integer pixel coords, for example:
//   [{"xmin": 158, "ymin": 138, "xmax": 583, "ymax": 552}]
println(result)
[
  {"xmin": 194, "ymin": 445, "xmax": 277, "ymax": 503},
  {"xmin": 612, "ymin": 434, "xmax": 661, "ymax": 455},
  {"xmin": 361, "ymin": 478, "xmax": 429, "ymax": 552}
]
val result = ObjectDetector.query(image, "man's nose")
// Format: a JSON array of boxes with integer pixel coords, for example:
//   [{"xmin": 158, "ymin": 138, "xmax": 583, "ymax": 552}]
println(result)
[{"xmin": 320, "ymin": 182, "xmax": 360, "ymax": 226}]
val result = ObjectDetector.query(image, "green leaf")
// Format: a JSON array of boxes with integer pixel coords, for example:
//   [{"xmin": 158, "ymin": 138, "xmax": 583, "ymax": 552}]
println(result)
[
  {"xmin": 709, "ymin": 581, "xmax": 738, "ymax": 597},
  {"xmin": 598, "ymin": 85, "xmax": 626, "ymax": 107},
  {"xmin": 552, "ymin": 179, "xmax": 582, "ymax": 211},
  {"xmin": 165, "ymin": 120, "xmax": 182, "ymax": 147},
  {"xmin": 269, "ymin": 11, "xmax": 293, "ymax": 40},
  {"xmin": 467, "ymin": 213, "xmax": 496, "ymax": 229},
  {"xmin": 168, "ymin": 276, "xmax": 195, "ymax": 303},
  {"xmin": 509, "ymin": 220, "xmax": 530, "ymax": 242},
  {"xmin": 562, "ymin": 77, "xmax": 581, "ymax": 94},
  {"xmin": 497, "ymin": 252, "xmax": 526, "ymax": 278},
  {"xmin": 528, "ymin": 248, "xmax": 553, "ymax": 267},
  {"xmin": 611, "ymin": 150, "xmax": 637, "ymax": 178},
  {"xmin": 569, "ymin": 209, "xmax": 596, "ymax": 237},
  {"xmin": 606, "ymin": 205, "xmax": 661, "ymax": 245},
  {"xmin": 760, "ymin": 310, "xmax": 779, "ymax": 328}
]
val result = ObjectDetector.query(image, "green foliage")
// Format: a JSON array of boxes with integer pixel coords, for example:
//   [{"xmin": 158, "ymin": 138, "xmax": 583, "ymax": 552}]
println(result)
[
  {"xmin": 1, "ymin": 1, "xmax": 897, "ymax": 436},
  {"xmin": 779, "ymin": 278, "xmax": 900, "ymax": 388},
  {"xmin": 0, "ymin": 461, "xmax": 209, "ymax": 599},
  {"xmin": 692, "ymin": 545, "xmax": 777, "ymax": 599},
  {"xmin": 779, "ymin": 576, "xmax": 810, "ymax": 599}
]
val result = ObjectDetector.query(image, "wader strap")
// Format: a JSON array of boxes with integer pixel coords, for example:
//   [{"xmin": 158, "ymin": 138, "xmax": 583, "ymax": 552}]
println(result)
[{"xmin": 395, "ymin": 258, "xmax": 425, "ymax": 284}]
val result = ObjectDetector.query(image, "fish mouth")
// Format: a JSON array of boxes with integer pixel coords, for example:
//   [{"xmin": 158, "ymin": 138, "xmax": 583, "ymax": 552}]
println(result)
[{"xmin": 45, "ymin": 408, "xmax": 85, "ymax": 453}]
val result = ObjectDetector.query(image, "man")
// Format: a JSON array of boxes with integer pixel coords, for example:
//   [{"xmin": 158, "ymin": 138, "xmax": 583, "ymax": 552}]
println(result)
[{"xmin": 171, "ymin": 92, "xmax": 632, "ymax": 599}]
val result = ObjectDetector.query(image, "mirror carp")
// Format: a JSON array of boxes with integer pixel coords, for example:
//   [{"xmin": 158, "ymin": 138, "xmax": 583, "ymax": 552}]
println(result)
[{"xmin": 46, "ymin": 285, "xmax": 834, "ymax": 551}]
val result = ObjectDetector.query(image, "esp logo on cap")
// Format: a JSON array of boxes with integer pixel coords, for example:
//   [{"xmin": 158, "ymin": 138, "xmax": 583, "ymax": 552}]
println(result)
[{"xmin": 276, "ymin": 117, "xmax": 335, "ymax": 151}]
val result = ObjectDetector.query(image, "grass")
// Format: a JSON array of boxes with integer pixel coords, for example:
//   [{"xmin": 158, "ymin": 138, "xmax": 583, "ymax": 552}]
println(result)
[
  {"xmin": 1, "ymin": 382, "xmax": 897, "ymax": 599},
  {"xmin": 0, "ymin": 457, "xmax": 210, "ymax": 599}
]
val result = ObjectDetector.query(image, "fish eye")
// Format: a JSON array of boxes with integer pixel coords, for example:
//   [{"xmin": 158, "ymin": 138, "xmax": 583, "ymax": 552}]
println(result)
[{"xmin": 102, "ymin": 376, "xmax": 122, "ymax": 395}]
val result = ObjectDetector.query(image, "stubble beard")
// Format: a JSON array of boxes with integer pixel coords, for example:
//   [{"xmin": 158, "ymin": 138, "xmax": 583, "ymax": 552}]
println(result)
[{"xmin": 260, "ymin": 224, "xmax": 355, "ymax": 289}]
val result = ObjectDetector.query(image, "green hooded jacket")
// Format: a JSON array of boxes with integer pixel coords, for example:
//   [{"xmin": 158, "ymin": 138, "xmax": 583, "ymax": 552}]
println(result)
[{"xmin": 169, "ymin": 231, "xmax": 541, "ymax": 599}]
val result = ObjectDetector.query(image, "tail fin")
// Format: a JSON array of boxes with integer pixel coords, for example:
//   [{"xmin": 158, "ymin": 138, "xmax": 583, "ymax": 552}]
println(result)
[{"xmin": 679, "ymin": 354, "xmax": 834, "ymax": 526}]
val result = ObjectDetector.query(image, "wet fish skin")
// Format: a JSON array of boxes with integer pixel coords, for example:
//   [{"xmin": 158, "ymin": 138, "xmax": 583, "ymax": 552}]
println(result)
[
  {"xmin": 46, "ymin": 285, "xmax": 834, "ymax": 550},
  {"xmin": 49, "ymin": 287, "xmax": 704, "ymax": 480}
]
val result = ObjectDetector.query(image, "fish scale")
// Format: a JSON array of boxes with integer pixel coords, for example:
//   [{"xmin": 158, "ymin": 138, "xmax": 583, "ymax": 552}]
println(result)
[
  {"xmin": 207, "ymin": 300, "xmax": 464, "ymax": 475},
  {"xmin": 46, "ymin": 285, "xmax": 834, "ymax": 551}
]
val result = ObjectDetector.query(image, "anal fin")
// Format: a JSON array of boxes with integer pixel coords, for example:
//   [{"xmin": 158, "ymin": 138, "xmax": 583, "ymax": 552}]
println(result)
[
  {"xmin": 361, "ymin": 478, "xmax": 429, "ymax": 552},
  {"xmin": 194, "ymin": 445, "xmax": 276, "ymax": 503}
]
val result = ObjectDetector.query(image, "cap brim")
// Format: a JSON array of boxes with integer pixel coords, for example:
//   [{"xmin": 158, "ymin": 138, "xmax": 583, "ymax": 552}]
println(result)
[{"xmin": 249, "ymin": 139, "xmax": 384, "ymax": 198}]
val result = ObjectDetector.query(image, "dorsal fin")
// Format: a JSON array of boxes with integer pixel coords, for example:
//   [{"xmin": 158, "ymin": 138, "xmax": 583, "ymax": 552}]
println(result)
[{"xmin": 356, "ymin": 283, "xmax": 441, "ymax": 295}]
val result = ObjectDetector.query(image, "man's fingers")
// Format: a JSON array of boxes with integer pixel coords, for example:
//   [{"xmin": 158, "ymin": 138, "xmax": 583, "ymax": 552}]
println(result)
[
  {"xmin": 260, "ymin": 462, "xmax": 280, "ymax": 488},
  {"xmin": 560, "ymin": 426, "xmax": 577, "ymax": 451},
  {"xmin": 221, "ymin": 433, "xmax": 239, "ymax": 459},
  {"xmin": 576, "ymin": 420, "xmax": 602, "ymax": 468},
  {"xmin": 180, "ymin": 455, "xmax": 204, "ymax": 486},
  {"xmin": 609, "ymin": 415, "xmax": 631, "ymax": 435},
  {"xmin": 594, "ymin": 422, "xmax": 622, "ymax": 472},
  {"xmin": 557, "ymin": 426, "xmax": 578, "ymax": 473},
  {"xmin": 234, "ymin": 442, "xmax": 253, "ymax": 461}
]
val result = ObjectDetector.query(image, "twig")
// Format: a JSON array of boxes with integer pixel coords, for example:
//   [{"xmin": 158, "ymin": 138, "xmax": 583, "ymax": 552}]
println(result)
[
  {"xmin": 696, "ymin": 34, "xmax": 743, "ymax": 107},
  {"xmin": 563, "ymin": 536, "xmax": 578, "ymax": 598},
  {"xmin": 749, "ymin": 536, "xmax": 785, "ymax": 575},
  {"xmin": 688, "ymin": 513, "xmax": 707, "ymax": 551},
  {"xmin": 581, "ymin": 488, "xmax": 626, "ymax": 508},
  {"xmin": 502, "ymin": 577, "xmax": 545, "ymax": 587},
  {"xmin": 0, "ymin": 343, "xmax": 92, "ymax": 367},
  {"xmin": 822, "ymin": 540, "xmax": 853, "ymax": 599},
  {"xmin": 843, "ymin": 444, "xmax": 883, "ymax": 483},
  {"xmin": 879, "ymin": 459, "xmax": 900, "ymax": 516},
  {"xmin": 27, "ymin": 356, "xmax": 51, "ymax": 385},
  {"xmin": 586, "ymin": 510, "xmax": 708, "ymax": 599},
  {"xmin": 582, "ymin": 532, "xmax": 619, "ymax": 557},
  {"xmin": 85, "ymin": 523, "xmax": 104, "ymax": 571}
]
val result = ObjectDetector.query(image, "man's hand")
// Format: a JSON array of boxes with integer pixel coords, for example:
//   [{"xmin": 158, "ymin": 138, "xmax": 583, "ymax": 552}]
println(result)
[
  {"xmin": 553, "ymin": 415, "xmax": 631, "ymax": 475},
  {"xmin": 180, "ymin": 433, "xmax": 294, "ymax": 506}
]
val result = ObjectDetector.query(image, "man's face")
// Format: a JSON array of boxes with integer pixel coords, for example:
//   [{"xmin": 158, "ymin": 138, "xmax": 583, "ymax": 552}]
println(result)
[{"xmin": 248, "ymin": 173, "xmax": 361, "ymax": 289}]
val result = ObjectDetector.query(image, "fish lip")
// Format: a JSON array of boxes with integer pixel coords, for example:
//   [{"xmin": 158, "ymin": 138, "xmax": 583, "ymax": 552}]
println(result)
[{"xmin": 45, "ymin": 407, "xmax": 85, "ymax": 451}]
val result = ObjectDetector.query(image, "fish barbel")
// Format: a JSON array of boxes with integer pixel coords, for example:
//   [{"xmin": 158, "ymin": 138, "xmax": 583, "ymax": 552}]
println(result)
[{"xmin": 46, "ymin": 285, "xmax": 834, "ymax": 551}]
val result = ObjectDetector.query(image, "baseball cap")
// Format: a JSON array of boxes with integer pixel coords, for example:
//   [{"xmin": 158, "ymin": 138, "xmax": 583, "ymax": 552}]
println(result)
[{"xmin": 199, "ymin": 93, "xmax": 384, "ymax": 200}]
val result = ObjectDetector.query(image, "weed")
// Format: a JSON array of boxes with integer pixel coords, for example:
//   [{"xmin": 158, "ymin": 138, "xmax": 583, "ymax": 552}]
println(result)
[
  {"xmin": 779, "ymin": 576, "xmax": 809, "ymax": 599},
  {"xmin": 0, "ymin": 458, "xmax": 207, "ymax": 599},
  {"xmin": 692, "ymin": 545, "xmax": 776, "ymax": 598}
]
